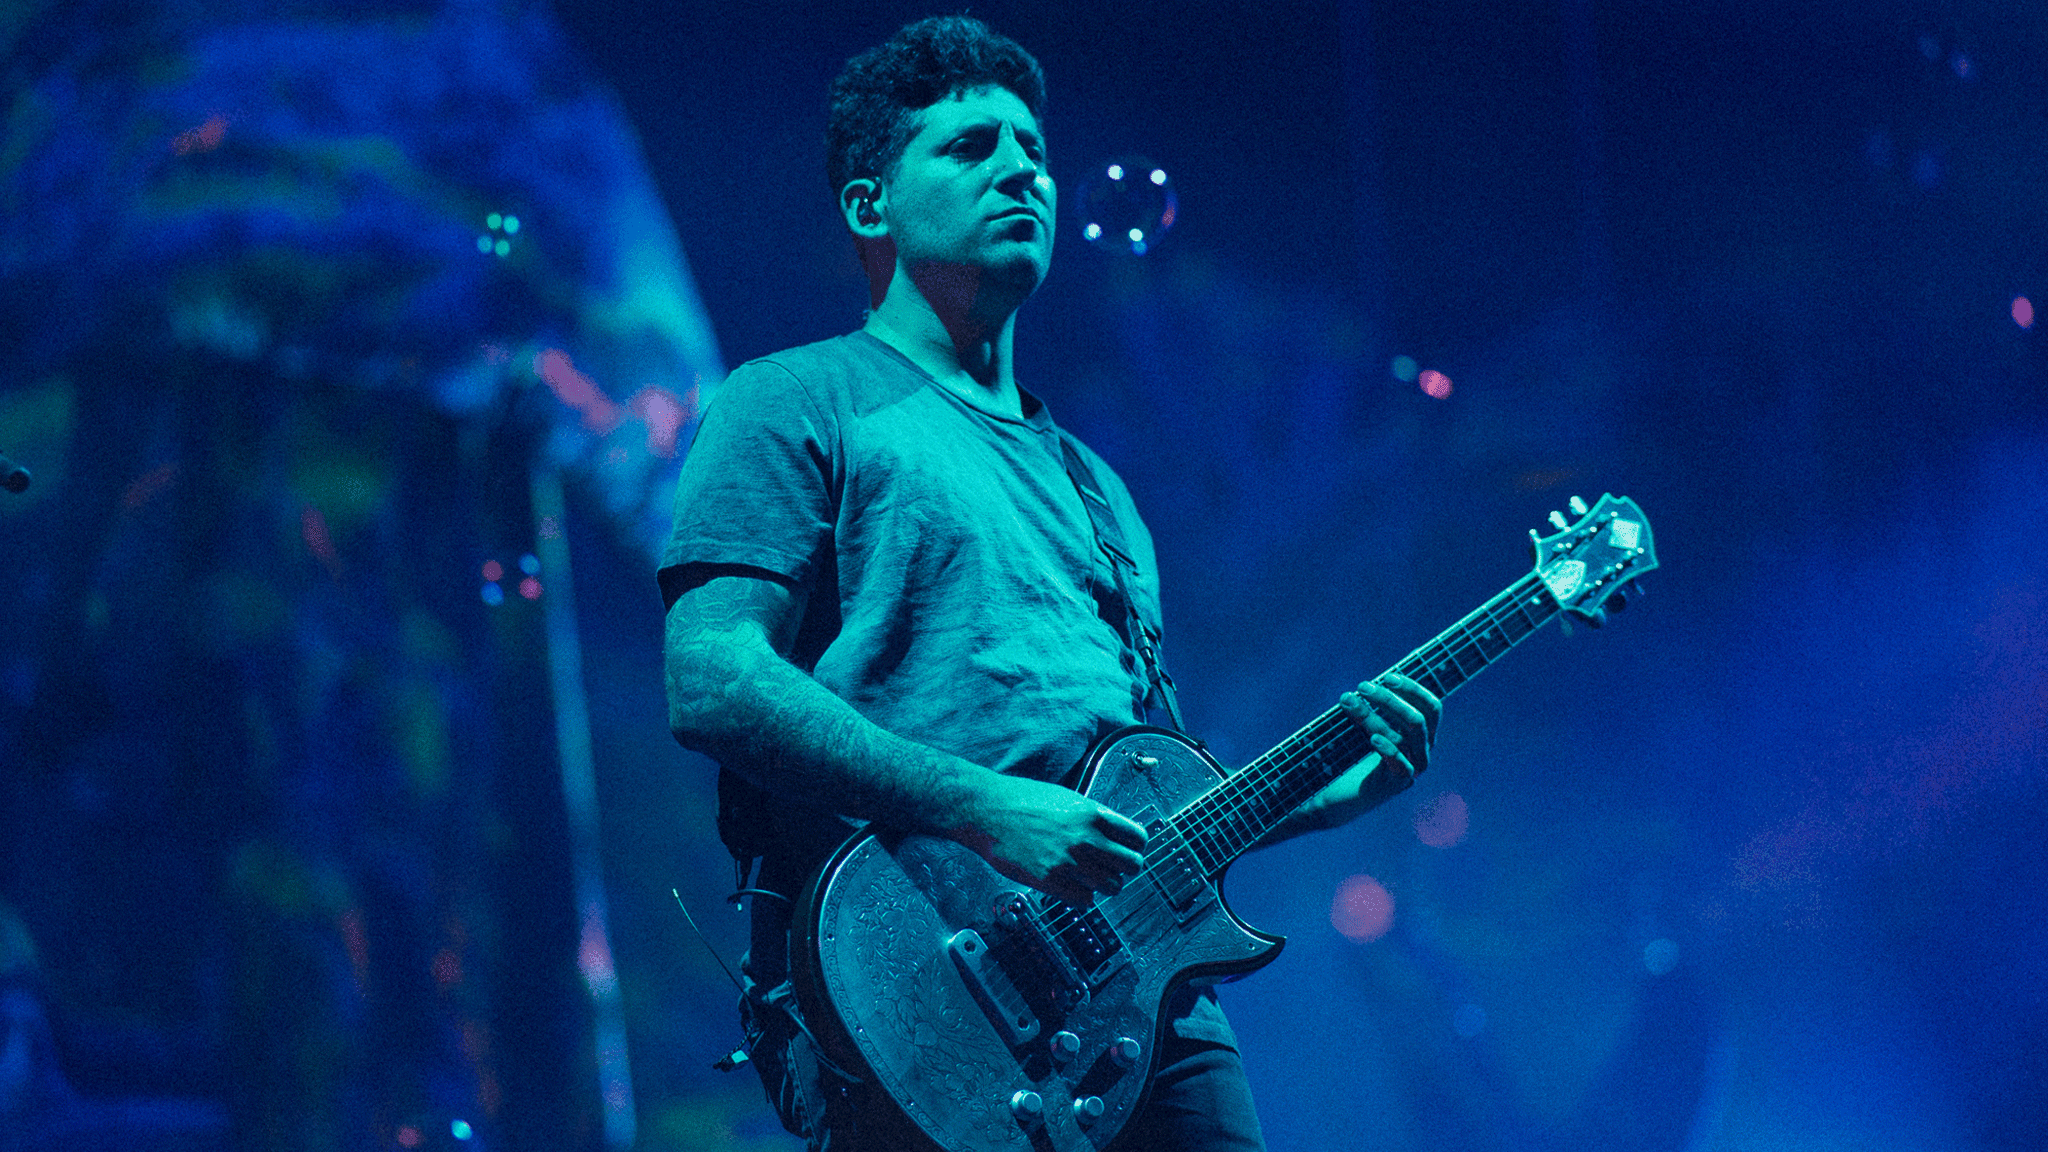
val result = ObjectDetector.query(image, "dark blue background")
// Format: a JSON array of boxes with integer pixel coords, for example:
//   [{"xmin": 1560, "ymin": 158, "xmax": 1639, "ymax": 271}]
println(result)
[
  {"xmin": 1, "ymin": 2, "xmax": 2041, "ymax": 1150},
  {"xmin": 557, "ymin": 3, "xmax": 2046, "ymax": 1149}
]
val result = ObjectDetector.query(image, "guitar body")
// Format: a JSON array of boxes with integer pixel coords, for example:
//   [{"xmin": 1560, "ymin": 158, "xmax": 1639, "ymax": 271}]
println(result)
[{"xmin": 793, "ymin": 726, "xmax": 1283, "ymax": 1152}]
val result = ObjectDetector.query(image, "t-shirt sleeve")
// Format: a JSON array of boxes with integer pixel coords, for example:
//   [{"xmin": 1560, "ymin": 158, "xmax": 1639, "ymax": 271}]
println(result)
[{"xmin": 658, "ymin": 358, "xmax": 836, "ymax": 608}]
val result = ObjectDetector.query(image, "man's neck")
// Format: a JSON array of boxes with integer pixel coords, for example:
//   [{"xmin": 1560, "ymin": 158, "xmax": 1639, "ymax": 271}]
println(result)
[{"xmin": 863, "ymin": 266, "xmax": 1024, "ymax": 419}]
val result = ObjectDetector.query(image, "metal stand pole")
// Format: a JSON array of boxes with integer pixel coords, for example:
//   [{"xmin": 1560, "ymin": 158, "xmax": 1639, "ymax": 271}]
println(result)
[{"xmin": 529, "ymin": 465, "xmax": 636, "ymax": 1150}]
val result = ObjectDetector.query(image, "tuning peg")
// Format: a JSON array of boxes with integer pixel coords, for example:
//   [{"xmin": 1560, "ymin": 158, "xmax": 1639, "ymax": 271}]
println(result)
[
  {"xmin": 1582, "ymin": 606, "xmax": 1608, "ymax": 629},
  {"xmin": 1548, "ymin": 510, "xmax": 1569, "ymax": 530},
  {"xmin": 1609, "ymin": 579, "xmax": 1648, "ymax": 610},
  {"xmin": 1568, "ymin": 495, "xmax": 1588, "ymax": 516}
]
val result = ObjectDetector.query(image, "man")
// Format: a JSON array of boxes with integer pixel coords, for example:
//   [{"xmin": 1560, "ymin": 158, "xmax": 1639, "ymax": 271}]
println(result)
[{"xmin": 661, "ymin": 16, "xmax": 1440, "ymax": 1151}]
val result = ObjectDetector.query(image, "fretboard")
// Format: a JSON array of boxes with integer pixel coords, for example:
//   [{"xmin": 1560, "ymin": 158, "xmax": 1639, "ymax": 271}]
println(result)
[{"xmin": 1169, "ymin": 572, "xmax": 1564, "ymax": 875}]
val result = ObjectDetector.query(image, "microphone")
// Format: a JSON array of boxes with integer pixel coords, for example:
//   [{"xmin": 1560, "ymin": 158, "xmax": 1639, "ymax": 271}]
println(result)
[{"xmin": 0, "ymin": 453, "xmax": 30, "ymax": 494}]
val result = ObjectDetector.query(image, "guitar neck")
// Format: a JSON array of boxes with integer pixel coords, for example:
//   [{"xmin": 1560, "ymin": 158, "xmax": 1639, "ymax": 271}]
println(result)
[{"xmin": 1170, "ymin": 572, "xmax": 1564, "ymax": 875}]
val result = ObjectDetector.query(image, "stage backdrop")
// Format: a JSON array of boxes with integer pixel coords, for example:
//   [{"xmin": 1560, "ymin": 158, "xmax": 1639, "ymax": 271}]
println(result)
[{"xmin": 4, "ymin": 3, "xmax": 2044, "ymax": 1152}]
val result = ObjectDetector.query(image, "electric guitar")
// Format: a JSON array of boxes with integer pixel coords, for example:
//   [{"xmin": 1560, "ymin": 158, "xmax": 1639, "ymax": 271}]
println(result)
[{"xmin": 793, "ymin": 494, "xmax": 1658, "ymax": 1152}]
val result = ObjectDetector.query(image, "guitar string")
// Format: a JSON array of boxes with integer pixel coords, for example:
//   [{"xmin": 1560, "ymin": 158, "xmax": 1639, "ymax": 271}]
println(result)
[
  {"xmin": 1169, "ymin": 574, "xmax": 1562, "ymax": 872},
  {"xmin": 1034, "ymin": 572, "xmax": 1568, "ymax": 954},
  {"xmin": 1070, "ymin": 573, "xmax": 1548, "ymax": 945},
  {"xmin": 903, "ymin": 528, "xmax": 1637, "ymax": 1053},
  {"xmin": 1091, "ymin": 638, "xmax": 1453, "ymax": 940},
  {"xmin": 1081, "ymin": 584, "xmax": 1562, "ymax": 948},
  {"xmin": 1173, "ymin": 574, "xmax": 1554, "ymax": 868},
  {"xmin": 1022, "ymin": 531, "xmax": 1639, "ymax": 970},
  {"xmin": 1169, "ymin": 528, "xmax": 1630, "ymax": 872}
]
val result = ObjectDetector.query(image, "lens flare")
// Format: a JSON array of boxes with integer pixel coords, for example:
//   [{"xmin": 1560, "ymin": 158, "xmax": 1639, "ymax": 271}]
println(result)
[
  {"xmin": 1079, "ymin": 156, "xmax": 1177, "ymax": 255},
  {"xmin": 1331, "ymin": 874, "xmax": 1394, "ymax": 942},
  {"xmin": 1414, "ymin": 791, "xmax": 1469, "ymax": 847}
]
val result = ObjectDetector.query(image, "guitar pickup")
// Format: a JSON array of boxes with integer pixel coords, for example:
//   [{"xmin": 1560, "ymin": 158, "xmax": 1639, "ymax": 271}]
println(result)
[
  {"xmin": 946, "ymin": 929, "xmax": 1041, "ymax": 1047},
  {"xmin": 1144, "ymin": 823, "xmax": 1210, "ymax": 918}
]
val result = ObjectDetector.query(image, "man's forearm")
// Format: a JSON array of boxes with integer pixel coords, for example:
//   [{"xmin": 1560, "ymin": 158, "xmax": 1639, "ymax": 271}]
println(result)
[
  {"xmin": 665, "ymin": 610, "xmax": 996, "ymax": 838},
  {"xmin": 1251, "ymin": 754, "xmax": 1415, "ymax": 851}
]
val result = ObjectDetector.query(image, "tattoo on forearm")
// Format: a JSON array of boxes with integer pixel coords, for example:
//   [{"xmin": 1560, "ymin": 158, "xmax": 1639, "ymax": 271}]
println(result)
[{"xmin": 665, "ymin": 575, "xmax": 984, "ymax": 835}]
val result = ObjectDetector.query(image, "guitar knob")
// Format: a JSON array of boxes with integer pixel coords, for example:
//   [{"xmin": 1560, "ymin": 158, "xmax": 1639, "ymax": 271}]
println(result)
[
  {"xmin": 1050, "ymin": 1031, "xmax": 1081, "ymax": 1062},
  {"xmin": 1073, "ymin": 1096, "xmax": 1106, "ymax": 1125},
  {"xmin": 1548, "ymin": 510, "xmax": 1569, "ymax": 530},
  {"xmin": 1110, "ymin": 1037, "xmax": 1142, "ymax": 1068},
  {"xmin": 1010, "ymin": 1090, "xmax": 1044, "ymax": 1126},
  {"xmin": 1568, "ymin": 495, "xmax": 1588, "ymax": 516}
]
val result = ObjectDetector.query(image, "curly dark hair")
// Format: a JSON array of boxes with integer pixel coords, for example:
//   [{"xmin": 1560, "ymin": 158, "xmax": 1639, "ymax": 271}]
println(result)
[{"xmin": 825, "ymin": 15, "xmax": 1047, "ymax": 197}]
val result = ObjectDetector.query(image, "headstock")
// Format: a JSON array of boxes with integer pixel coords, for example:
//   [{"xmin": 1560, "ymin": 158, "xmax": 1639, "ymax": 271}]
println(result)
[{"xmin": 1528, "ymin": 493, "xmax": 1657, "ymax": 627}]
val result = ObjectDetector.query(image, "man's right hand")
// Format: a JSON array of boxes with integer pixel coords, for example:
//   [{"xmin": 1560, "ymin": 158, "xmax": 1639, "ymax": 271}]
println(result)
[
  {"xmin": 668, "ymin": 571, "xmax": 1148, "ymax": 906},
  {"xmin": 951, "ymin": 773, "xmax": 1149, "ymax": 906}
]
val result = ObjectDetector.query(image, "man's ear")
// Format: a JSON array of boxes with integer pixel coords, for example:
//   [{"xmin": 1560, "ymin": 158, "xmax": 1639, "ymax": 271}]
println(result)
[{"xmin": 840, "ymin": 178, "xmax": 886, "ymax": 238}]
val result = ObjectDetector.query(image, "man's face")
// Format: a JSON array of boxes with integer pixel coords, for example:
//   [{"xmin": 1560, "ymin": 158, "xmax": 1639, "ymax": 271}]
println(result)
[{"xmin": 877, "ymin": 85, "xmax": 1056, "ymax": 298}]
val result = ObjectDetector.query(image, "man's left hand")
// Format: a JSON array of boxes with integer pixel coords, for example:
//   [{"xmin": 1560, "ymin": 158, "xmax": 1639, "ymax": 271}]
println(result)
[
  {"xmin": 1339, "ymin": 672, "xmax": 1440, "ymax": 786},
  {"xmin": 1255, "ymin": 672, "xmax": 1445, "ymax": 846}
]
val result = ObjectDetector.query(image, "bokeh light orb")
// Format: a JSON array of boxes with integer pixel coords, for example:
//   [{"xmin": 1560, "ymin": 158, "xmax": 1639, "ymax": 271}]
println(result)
[
  {"xmin": 1078, "ymin": 156, "xmax": 1176, "ymax": 255},
  {"xmin": 1330, "ymin": 874, "xmax": 1394, "ymax": 942},
  {"xmin": 1414, "ymin": 791, "xmax": 1469, "ymax": 847}
]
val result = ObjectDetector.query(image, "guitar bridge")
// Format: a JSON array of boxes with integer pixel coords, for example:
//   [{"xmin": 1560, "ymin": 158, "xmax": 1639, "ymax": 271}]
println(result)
[{"xmin": 946, "ymin": 929, "xmax": 1041, "ymax": 1047}]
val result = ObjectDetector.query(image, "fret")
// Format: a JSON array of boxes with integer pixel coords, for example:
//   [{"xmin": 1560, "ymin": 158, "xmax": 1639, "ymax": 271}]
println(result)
[
  {"xmin": 1471, "ymin": 618, "xmax": 1511, "ymax": 662},
  {"xmin": 1165, "ymin": 570, "xmax": 1572, "ymax": 879},
  {"xmin": 1497, "ymin": 600, "xmax": 1535, "ymax": 643},
  {"xmin": 1177, "ymin": 709, "xmax": 1371, "ymax": 867},
  {"xmin": 1136, "ymin": 497, "xmax": 1658, "ymax": 893},
  {"xmin": 1511, "ymin": 590, "xmax": 1540, "ymax": 631},
  {"xmin": 1416, "ymin": 647, "xmax": 1467, "ymax": 694},
  {"xmin": 1439, "ymin": 639, "xmax": 1472, "ymax": 681},
  {"xmin": 1449, "ymin": 634, "xmax": 1487, "ymax": 674}
]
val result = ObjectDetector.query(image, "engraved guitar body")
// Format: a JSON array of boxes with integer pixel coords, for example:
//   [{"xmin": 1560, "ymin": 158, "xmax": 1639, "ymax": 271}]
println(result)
[
  {"xmin": 793, "ymin": 494, "xmax": 1659, "ymax": 1152},
  {"xmin": 795, "ymin": 727, "xmax": 1274, "ymax": 1152}
]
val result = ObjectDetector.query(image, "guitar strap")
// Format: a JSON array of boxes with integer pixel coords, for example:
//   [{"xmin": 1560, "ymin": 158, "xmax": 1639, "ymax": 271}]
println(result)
[
  {"xmin": 713, "ymin": 438, "xmax": 1186, "ymax": 900},
  {"xmin": 1057, "ymin": 435, "xmax": 1188, "ymax": 735}
]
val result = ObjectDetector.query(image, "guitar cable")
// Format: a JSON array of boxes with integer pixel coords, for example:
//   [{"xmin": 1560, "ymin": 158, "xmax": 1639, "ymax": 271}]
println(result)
[
  {"xmin": 673, "ymin": 888, "xmax": 755, "ymax": 1071},
  {"xmin": 672, "ymin": 888, "xmax": 747, "ymax": 995},
  {"xmin": 674, "ymin": 886, "xmax": 865, "ymax": 1083}
]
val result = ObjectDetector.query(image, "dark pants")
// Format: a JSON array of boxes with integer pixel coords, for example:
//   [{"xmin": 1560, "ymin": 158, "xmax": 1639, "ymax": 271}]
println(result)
[{"xmin": 740, "ymin": 970, "xmax": 1266, "ymax": 1152}]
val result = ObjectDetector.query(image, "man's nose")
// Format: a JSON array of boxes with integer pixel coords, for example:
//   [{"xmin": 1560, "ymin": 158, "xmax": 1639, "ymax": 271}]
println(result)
[{"xmin": 992, "ymin": 133, "xmax": 1042, "ymax": 192}]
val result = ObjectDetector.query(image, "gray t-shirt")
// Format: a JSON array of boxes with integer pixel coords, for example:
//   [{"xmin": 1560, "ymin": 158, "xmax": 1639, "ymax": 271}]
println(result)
[
  {"xmin": 661, "ymin": 330, "xmax": 1230, "ymax": 1044},
  {"xmin": 661, "ymin": 330, "xmax": 1159, "ymax": 784}
]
